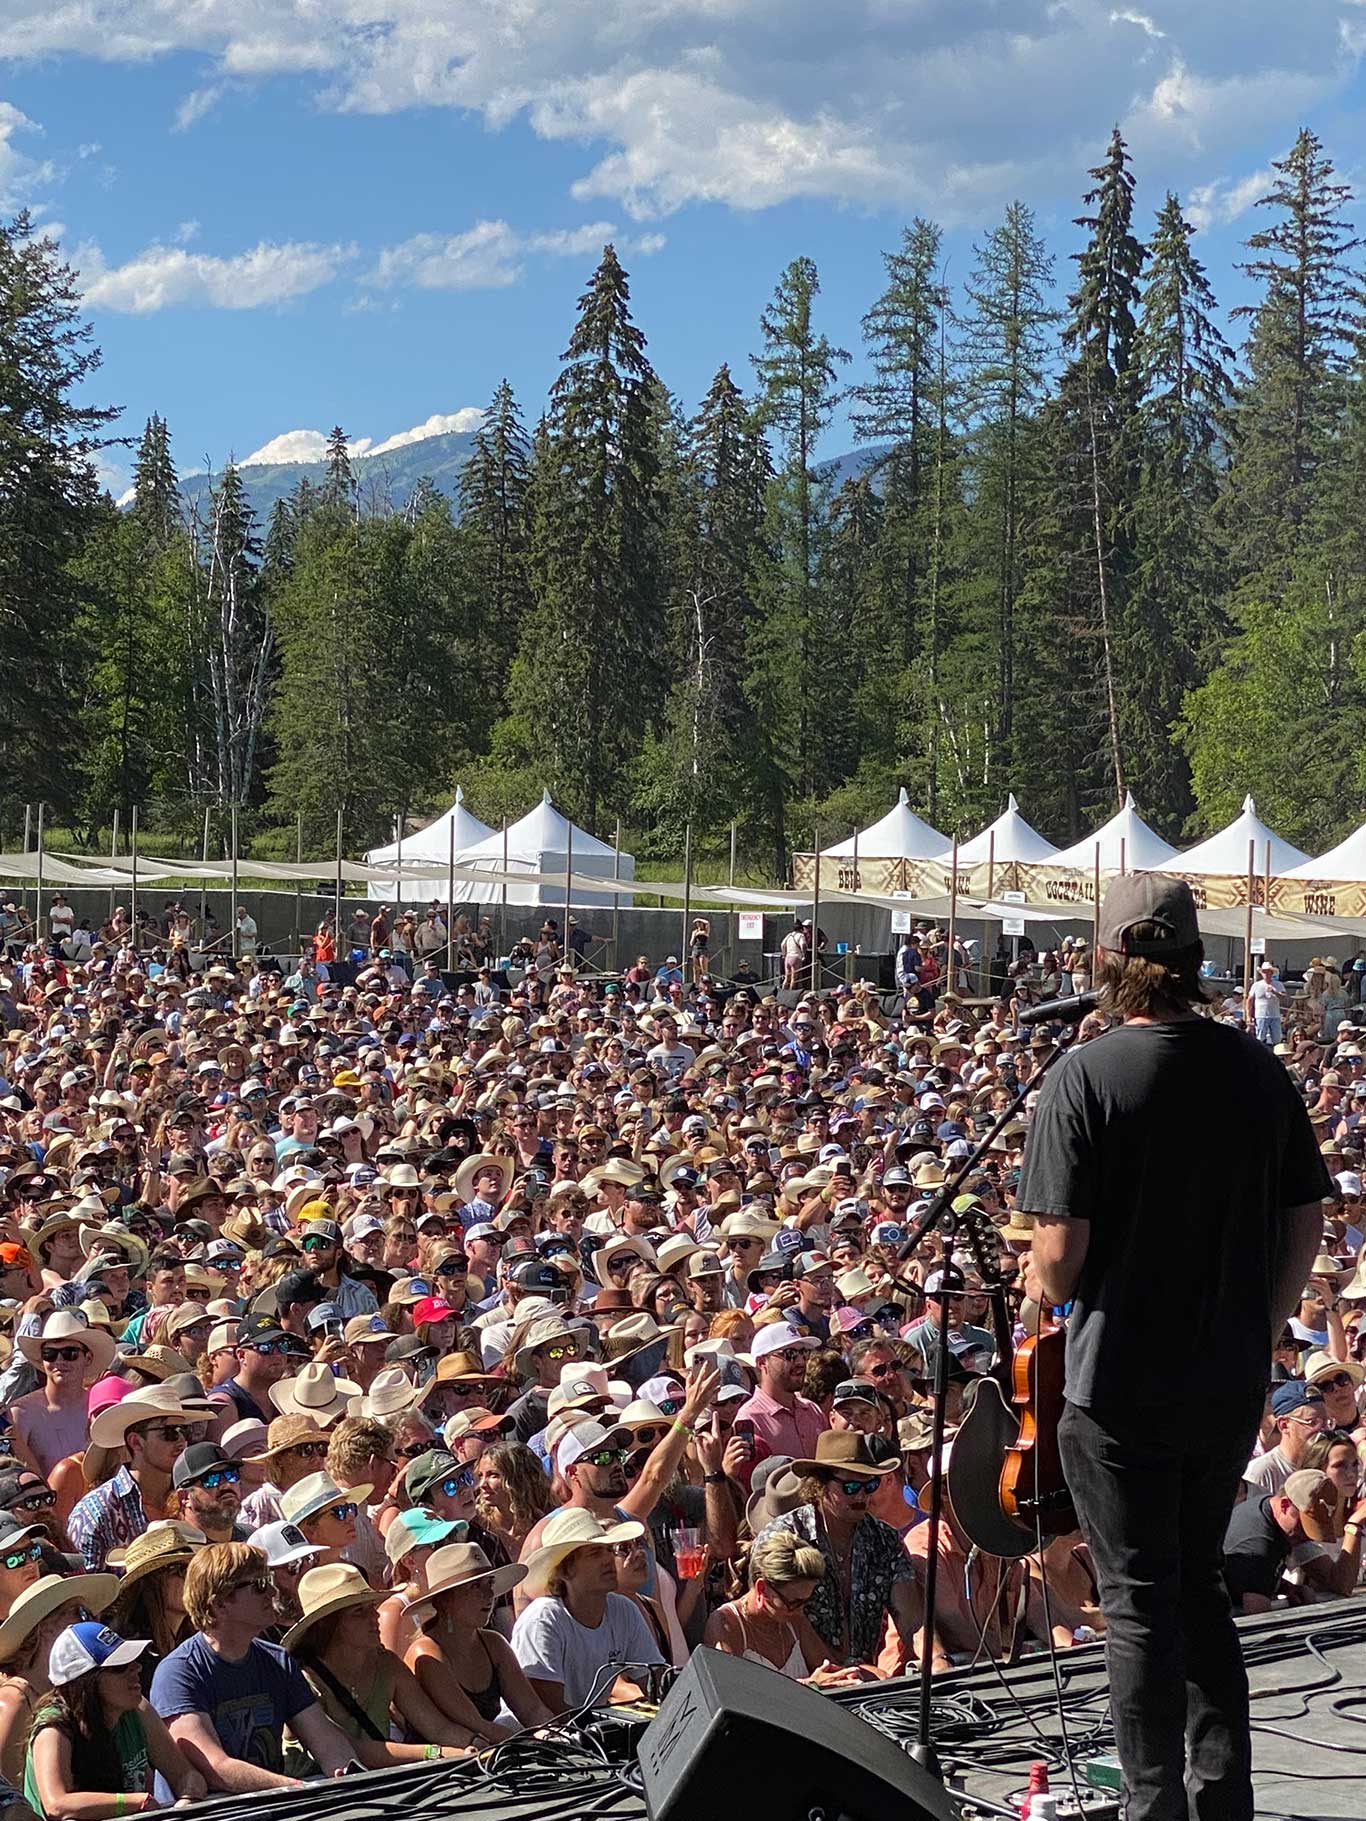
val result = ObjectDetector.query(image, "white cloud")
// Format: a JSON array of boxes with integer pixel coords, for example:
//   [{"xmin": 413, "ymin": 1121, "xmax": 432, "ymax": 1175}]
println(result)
[
  {"xmin": 242, "ymin": 409, "xmax": 484, "ymax": 467},
  {"xmin": 0, "ymin": 3, "xmax": 1359, "ymax": 220},
  {"xmin": 372, "ymin": 218, "xmax": 619, "ymax": 290},
  {"xmin": 0, "ymin": 100, "xmax": 45, "ymax": 206},
  {"xmin": 174, "ymin": 85, "xmax": 225, "ymax": 131},
  {"xmin": 1185, "ymin": 165, "xmax": 1274, "ymax": 231},
  {"xmin": 78, "ymin": 237, "xmax": 355, "ymax": 313},
  {"xmin": 174, "ymin": 219, "xmax": 201, "ymax": 245}
]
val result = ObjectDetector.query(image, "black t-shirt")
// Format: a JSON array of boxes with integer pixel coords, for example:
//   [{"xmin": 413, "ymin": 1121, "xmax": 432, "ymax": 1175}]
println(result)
[
  {"xmin": 1018, "ymin": 1018, "xmax": 1330, "ymax": 1412},
  {"xmin": 1222, "ymin": 1493, "xmax": 1292, "ymax": 1606}
]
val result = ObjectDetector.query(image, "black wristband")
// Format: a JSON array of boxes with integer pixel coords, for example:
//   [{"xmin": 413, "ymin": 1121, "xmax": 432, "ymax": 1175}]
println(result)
[{"xmin": 703, "ymin": 1471, "xmax": 725, "ymax": 1484}]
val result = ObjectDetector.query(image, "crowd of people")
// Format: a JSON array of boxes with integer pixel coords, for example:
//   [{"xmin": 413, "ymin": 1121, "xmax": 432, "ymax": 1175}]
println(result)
[{"xmin": 0, "ymin": 893, "xmax": 1357, "ymax": 1813}]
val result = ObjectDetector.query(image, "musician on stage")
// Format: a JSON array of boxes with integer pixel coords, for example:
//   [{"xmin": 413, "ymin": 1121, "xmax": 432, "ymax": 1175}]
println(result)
[{"xmin": 1020, "ymin": 873, "xmax": 1329, "ymax": 1821}]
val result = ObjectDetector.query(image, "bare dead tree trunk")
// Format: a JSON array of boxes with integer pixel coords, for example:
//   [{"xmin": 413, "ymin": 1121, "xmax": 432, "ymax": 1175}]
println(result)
[{"xmin": 1084, "ymin": 368, "xmax": 1125, "ymax": 806}]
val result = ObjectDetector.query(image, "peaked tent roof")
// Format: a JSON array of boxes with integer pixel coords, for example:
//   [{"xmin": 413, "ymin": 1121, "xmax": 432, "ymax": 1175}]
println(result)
[
  {"xmin": 937, "ymin": 794, "xmax": 1059, "ymax": 865},
  {"xmin": 1162, "ymin": 795, "xmax": 1308, "ymax": 876},
  {"xmin": 1284, "ymin": 819, "xmax": 1366, "ymax": 882},
  {"xmin": 459, "ymin": 792, "xmax": 630, "ymax": 867},
  {"xmin": 1051, "ymin": 792, "xmax": 1180, "ymax": 871},
  {"xmin": 364, "ymin": 787, "xmax": 494, "ymax": 868},
  {"xmin": 826, "ymin": 788, "xmax": 949, "ymax": 859}
]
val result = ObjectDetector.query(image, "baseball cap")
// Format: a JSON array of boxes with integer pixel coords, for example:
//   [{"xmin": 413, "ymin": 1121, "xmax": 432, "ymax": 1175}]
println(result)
[
  {"xmin": 1271, "ymin": 1380, "xmax": 1324, "ymax": 1419},
  {"xmin": 832, "ymin": 1379, "xmax": 880, "ymax": 1407},
  {"xmin": 306, "ymin": 1302, "xmax": 344, "ymax": 1333},
  {"xmin": 751, "ymin": 1323, "xmax": 819, "ymax": 1361},
  {"xmin": 870, "ymin": 1223, "xmax": 906, "ymax": 1247},
  {"xmin": 556, "ymin": 1419, "xmax": 628, "ymax": 1476},
  {"xmin": 238, "ymin": 1312, "xmax": 287, "ymax": 1348},
  {"xmin": 1097, "ymin": 873, "xmax": 1199, "ymax": 955},
  {"xmin": 508, "ymin": 1259, "xmax": 563, "ymax": 1294},
  {"xmin": 384, "ymin": 1507, "xmax": 463, "ymax": 1564},
  {"xmin": 247, "ymin": 1520, "xmax": 322, "ymax": 1568},
  {"xmin": 49, "ymin": 1622, "xmax": 151, "ymax": 1687},
  {"xmin": 172, "ymin": 1443, "xmax": 235, "ymax": 1490}
]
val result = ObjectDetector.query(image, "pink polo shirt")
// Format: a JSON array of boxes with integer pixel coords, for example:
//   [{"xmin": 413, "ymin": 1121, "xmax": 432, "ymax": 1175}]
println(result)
[{"xmin": 733, "ymin": 1385, "xmax": 828, "ymax": 1470}]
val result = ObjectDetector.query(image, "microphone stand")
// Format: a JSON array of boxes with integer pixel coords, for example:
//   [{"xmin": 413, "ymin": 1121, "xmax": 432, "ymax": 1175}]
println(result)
[{"xmin": 896, "ymin": 1032, "xmax": 1080, "ymax": 1777}]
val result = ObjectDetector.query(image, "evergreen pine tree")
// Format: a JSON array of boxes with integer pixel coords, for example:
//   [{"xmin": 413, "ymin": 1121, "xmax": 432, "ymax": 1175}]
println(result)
[
  {"xmin": 324, "ymin": 425, "xmax": 356, "ymax": 512},
  {"xmin": 459, "ymin": 379, "xmax": 531, "ymax": 688},
  {"xmin": 195, "ymin": 461, "xmax": 271, "ymax": 807},
  {"xmin": 130, "ymin": 413, "xmax": 181, "ymax": 547}
]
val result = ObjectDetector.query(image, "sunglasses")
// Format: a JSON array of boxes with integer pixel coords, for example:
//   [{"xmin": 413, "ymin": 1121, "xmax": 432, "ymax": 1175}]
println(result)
[
  {"xmin": 865, "ymin": 1360, "xmax": 901, "ymax": 1378},
  {"xmin": 325, "ymin": 1501, "xmax": 360, "ymax": 1522},
  {"xmin": 1, "ymin": 1542, "xmax": 43, "ymax": 1570},
  {"xmin": 288, "ymin": 1441, "xmax": 329, "ymax": 1460},
  {"xmin": 194, "ymin": 1466, "xmax": 241, "ymax": 1491},
  {"xmin": 827, "ymin": 1476, "xmax": 873, "ymax": 1496},
  {"xmin": 230, "ymin": 1575, "xmax": 272, "ymax": 1596},
  {"xmin": 40, "ymin": 1346, "xmax": 88, "ymax": 1365},
  {"xmin": 630, "ymin": 1425, "xmax": 669, "ymax": 1447},
  {"xmin": 1316, "ymin": 1373, "xmax": 1356, "ymax": 1394},
  {"xmin": 395, "ymin": 1441, "xmax": 430, "ymax": 1460},
  {"xmin": 8, "ymin": 1489, "xmax": 55, "ymax": 1512},
  {"xmin": 301, "ymin": 1238, "xmax": 336, "ymax": 1252},
  {"xmin": 583, "ymin": 1447, "xmax": 628, "ymax": 1469},
  {"xmin": 764, "ymin": 1583, "xmax": 812, "ymax": 1611},
  {"xmin": 844, "ymin": 1322, "xmax": 875, "ymax": 1341},
  {"xmin": 773, "ymin": 1349, "xmax": 809, "ymax": 1366},
  {"xmin": 610, "ymin": 1541, "xmax": 641, "ymax": 1559},
  {"xmin": 248, "ymin": 1341, "xmax": 292, "ymax": 1357},
  {"xmin": 147, "ymin": 1423, "xmax": 195, "ymax": 1443},
  {"xmin": 440, "ymin": 1473, "xmax": 475, "ymax": 1497},
  {"xmin": 545, "ymin": 1345, "xmax": 580, "ymax": 1362}
]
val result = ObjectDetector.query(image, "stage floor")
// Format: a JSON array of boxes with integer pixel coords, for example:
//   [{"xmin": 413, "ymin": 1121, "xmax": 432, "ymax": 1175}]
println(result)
[{"xmin": 834, "ymin": 1595, "xmax": 1366, "ymax": 1819}]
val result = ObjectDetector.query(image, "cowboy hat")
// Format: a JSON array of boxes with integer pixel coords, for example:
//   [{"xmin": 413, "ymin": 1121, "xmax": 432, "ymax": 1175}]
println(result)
[
  {"xmin": 1304, "ymin": 1349, "xmax": 1366, "ymax": 1389},
  {"xmin": 103, "ymin": 1523, "xmax": 203, "ymax": 1591},
  {"xmin": 84, "ymin": 1387, "xmax": 194, "ymax": 1485},
  {"xmin": 580, "ymin": 1158, "xmax": 646, "ymax": 1197},
  {"xmin": 512, "ymin": 1317, "xmax": 582, "ymax": 1380},
  {"xmin": 403, "ymin": 1541, "xmax": 526, "ymax": 1619},
  {"xmin": 269, "ymin": 1361, "xmax": 361, "ymax": 1426},
  {"xmin": 521, "ymin": 1509, "xmax": 644, "ymax": 1594},
  {"xmin": 376, "ymin": 1164, "xmax": 423, "ymax": 1192},
  {"xmin": 744, "ymin": 1456, "xmax": 803, "ymax": 1533},
  {"xmin": 347, "ymin": 1366, "xmax": 424, "ymax": 1421},
  {"xmin": 280, "ymin": 1471, "xmax": 373, "ymax": 1528},
  {"xmin": 717, "ymin": 1211, "xmax": 780, "ymax": 1243},
  {"xmin": 281, "ymin": 1561, "xmax": 384, "ymax": 1651},
  {"xmin": 258, "ymin": 1414, "xmax": 329, "ymax": 1460},
  {"xmin": 453, "ymin": 1153, "xmax": 514, "ymax": 1207},
  {"xmin": 122, "ymin": 1345, "xmax": 187, "ymax": 1384},
  {"xmin": 0, "ymin": 1574, "xmax": 119, "ymax": 1665},
  {"xmin": 790, "ymin": 1430, "xmax": 896, "ymax": 1480},
  {"xmin": 19, "ymin": 1310, "xmax": 115, "ymax": 1380},
  {"xmin": 77, "ymin": 1224, "xmax": 149, "ymax": 1275},
  {"xmin": 423, "ymin": 1351, "xmax": 504, "ymax": 1393}
]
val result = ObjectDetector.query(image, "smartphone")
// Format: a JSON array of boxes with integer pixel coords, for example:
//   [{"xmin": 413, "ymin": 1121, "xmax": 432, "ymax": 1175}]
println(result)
[{"xmin": 733, "ymin": 1418, "xmax": 755, "ymax": 1444}]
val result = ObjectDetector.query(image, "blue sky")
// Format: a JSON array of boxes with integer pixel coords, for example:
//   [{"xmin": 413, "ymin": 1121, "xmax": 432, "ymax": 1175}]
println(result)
[{"xmin": 3, "ymin": 2, "xmax": 1365, "ymax": 494}]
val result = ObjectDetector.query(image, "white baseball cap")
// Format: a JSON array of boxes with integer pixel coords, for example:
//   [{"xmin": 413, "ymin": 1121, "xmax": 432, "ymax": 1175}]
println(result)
[
  {"xmin": 751, "ymin": 1323, "xmax": 820, "ymax": 1361},
  {"xmin": 247, "ymin": 1520, "xmax": 324, "ymax": 1569}
]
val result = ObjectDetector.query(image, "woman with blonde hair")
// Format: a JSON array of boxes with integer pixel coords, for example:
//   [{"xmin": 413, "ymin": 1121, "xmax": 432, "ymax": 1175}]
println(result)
[
  {"xmin": 474, "ymin": 1444, "xmax": 551, "ymax": 1558},
  {"xmin": 703, "ymin": 1531, "xmax": 858, "ymax": 1684}
]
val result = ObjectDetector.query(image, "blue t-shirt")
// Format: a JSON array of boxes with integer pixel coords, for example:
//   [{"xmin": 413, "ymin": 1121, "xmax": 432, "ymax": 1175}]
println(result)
[{"xmin": 150, "ymin": 1634, "xmax": 314, "ymax": 1793}]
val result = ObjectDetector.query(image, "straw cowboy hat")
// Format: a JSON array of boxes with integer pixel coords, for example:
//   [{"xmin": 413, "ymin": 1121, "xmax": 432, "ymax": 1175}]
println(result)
[
  {"xmin": 403, "ymin": 1541, "xmax": 526, "ymax": 1619},
  {"xmin": 580, "ymin": 1158, "xmax": 647, "ymax": 1197},
  {"xmin": 521, "ymin": 1509, "xmax": 645, "ymax": 1595},
  {"xmin": 77, "ymin": 1223, "xmax": 149, "ymax": 1275},
  {"xmin": 104, "ymin": 1522, "xmax": 203, "ymax": 1590},
  {"xmin": 347, "ymin": 1366, "xmax": 423, "ymax": 1421},
  {"xmin": 123, "ymin": 1346, "xmax": 186, "ymax": 1385},
  {"xmin": 453, "ymin": 1153, "xmax": 514, "ymax": 1207},
  {"xmin": 257, "ymin": 1414, "xmax": 329, "ymax": 1460},
  {"xmin": 1340, "ymin": 1255, "xmax": 1366, "ymax": 1303},
  {"xmin": 0, "ymin": 1573, "xmax": 120, "ymax": 1665},
  {"xmin": 376, "ymin": 1163, "xmax": 423, "ymax": 1193},
  {"xmin": 1304, "ymin": 1349, "xmax": 1366, "ymax": 1390},
  {"xmin": 19, "ymin": 1310, "xmax": 115, "ymax": 1380},
  {"xmin": 84, "ymin": 1386, "xmax": 194, "ymax": 1485},
  {"xmin": 600, "ymin": 1312, "xmax": 674, "ymax": 1364},
  {"xmin": 269, "ymin": 1361, "xmax": 361, "ymax": 1426},
  {"xmin": 281, "ymin": 1561, "xmax": 384, "ymax": 1651},
  {"xmin": 280, "ymin": 1471, "xmax": 373, "ymax": 1528}
]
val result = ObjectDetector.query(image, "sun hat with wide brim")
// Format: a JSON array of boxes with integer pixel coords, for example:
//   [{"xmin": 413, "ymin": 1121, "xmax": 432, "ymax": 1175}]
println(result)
[
  {"xmin": 402, "ymin": 1541, "xmax": 526, "ymax": 1618},
  {"xmin": 347, "ymin": 1366, "xmax": 424, "ymax": 1421},
  {"xmin": 453, "ymin": 1153, "xmax": 514, "ymax": 1207},
  {"xmin": 521, "ymin": 1509, "xmax": 645, "ymax": 1595},
  {"xmin": 18, "ymin": 1310, "xmax": 115, "ymax": 1381},
  {"xmin": 269, "ymin": 1361, "xmax": 362, "ymax": 1426},
  {"xmin": 789, "ymin": 1430, "xmax": 897, "ymax": 1481},
  {"xmin": 281, "ymin": 1561, "xmax": 385, "ymax": 1652},
  {"xmin": 1304, "ymin": 1349, "xmax": 1366, "ymax": 1389},
  {"xmin": 0, "ymin": 1574, "xmax": 120, "ymax": 1665}
]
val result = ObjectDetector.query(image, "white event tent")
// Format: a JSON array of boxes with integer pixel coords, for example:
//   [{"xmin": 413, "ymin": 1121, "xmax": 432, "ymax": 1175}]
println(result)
[
  {"xmin": 450, "ymin": 793, "xmax": 636, "ymax": 907},
  {"xmin": 940, "ymin": 794, "xmax": 1059, "ymax": 865},
  {"xmin": 826, "ymin": 788, "xmax": 949, "ymax": 861},
  {"xmin": 1051, "ymin": 792, "xmax": 1180, "ymax": 872},
  {"xmin": 1161, "ymin": 794, "xmax": 1308, "ymax": 876},
  {"xmin": 364, "ymin": 790, "xmax": 493, "ymax": 902},
  {"xmin": 1283, "ymin": 820, "xmax": 1366, "ymax": 882}
]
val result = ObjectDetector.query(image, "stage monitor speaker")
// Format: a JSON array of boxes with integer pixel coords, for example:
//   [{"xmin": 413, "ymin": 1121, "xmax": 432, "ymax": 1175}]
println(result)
[{"xmin": 637, "ymin": 1648, "xmax": 957, "ymax": 1821}]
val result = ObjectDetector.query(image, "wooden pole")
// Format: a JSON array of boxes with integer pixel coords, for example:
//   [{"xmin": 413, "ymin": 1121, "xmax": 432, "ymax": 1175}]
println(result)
[
  {"xmin": 110, "ymin": 809, "xmax": 120, "ymax": 921},
  {"xmin": 947, "ymin": 836, "xmax": 958, "ymax": 996},
  {"xmin": 682, "ymin": 821, "xmax": 693, "ymax": 964},
  {"xmin": 230, "ymin": 804, "xmax": 239, "ymax": 960},
  {"xmin": 128, "ymin": 804, "xmax": 137, "ymax": 949},
  {"xmin": 1264, "ymin": 838, "xmax": 1272, "ymax": 913},
  {"xmin": 500, "ymin": 819, "xmax": 509, "ymax": 963},
  {"xmin": 1119, "ymin": 836, "xmax": 1126, "ymax": 877},
  {"xmin": 851, "ymin": 827, "xmax": 860, "ymax": 895},
  {"xmin": 810, "ymin": 826, "xmax": 822, "ymax": 996},
  {"xmin": 1244, "ymin": 839, "xmax": 1255, "ymax": 996},
  {"xmin": 446, "ymin": 815, "xmax": 455, "ymax": 971},
  {"xmin": 563, "ymin": 820, "xmax": 573, "ymax": 961},
  {"xmin": 34, "ymin": 803, "xmax": 44, "ymax": 946},
  {"xmin": 334, "ymin": 809, "xmax": 343, "ymax": 961},
  {"xmin": 20, "ymin": 805, "xmax": 30, "ymax": 927},
  {"xmin": 612, "ymin": 818, "xmax": 622, "ymax": 973},
  {"xmin": 293, "ymin": 811, "xmax": 303, "ymax": 956},
  {"xmin": 199, "ymin": 807, "xmax": 210, "ymax": 943}
]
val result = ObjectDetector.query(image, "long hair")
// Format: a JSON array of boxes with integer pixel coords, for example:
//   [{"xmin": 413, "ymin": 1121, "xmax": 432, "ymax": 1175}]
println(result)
[
  {"xmin": 1095, "ymin": 934, "xmax": 1210, "ymax": 1020},
  {"xmin": 475, "ymin": 1442, "xmax": 552, "ymax": 1537},
  {"xmin": 111, "ymin": 1567, "xmax": 192, "ymax": 1661},
  {"xmin": 29, "ymin": 1674, "xmax": 124, "ymax": 1796}
]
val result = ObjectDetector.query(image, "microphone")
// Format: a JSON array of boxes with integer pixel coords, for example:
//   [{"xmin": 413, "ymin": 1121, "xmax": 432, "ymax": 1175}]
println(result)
[{"xmin": 1016, "ymin": 989, "xmax": 1101, "ymax": 1028}]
